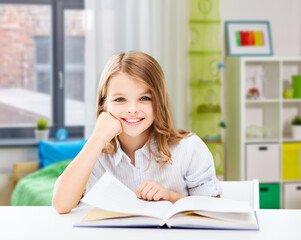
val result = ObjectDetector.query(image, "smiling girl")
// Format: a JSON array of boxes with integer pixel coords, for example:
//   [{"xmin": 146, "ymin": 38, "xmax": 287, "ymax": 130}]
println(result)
[{"xmin": 52, "ymin": 51, "xmax": 222, "ymax": 214}]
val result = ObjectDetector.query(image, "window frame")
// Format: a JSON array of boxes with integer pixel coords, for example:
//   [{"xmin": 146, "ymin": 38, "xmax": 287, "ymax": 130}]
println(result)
[{"xmin": 0, "ymin": 0, "xmax": 84, "ymax": 139}]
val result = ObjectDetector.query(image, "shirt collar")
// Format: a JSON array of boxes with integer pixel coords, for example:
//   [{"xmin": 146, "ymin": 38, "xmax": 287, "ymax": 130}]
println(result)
[
  {"xmin": 113, "ymin": 136, "xmax": 158, "ymax": 166},
  {"xmin": 140, "ymin": 137, "xmax": 157, "ymax": 159}
]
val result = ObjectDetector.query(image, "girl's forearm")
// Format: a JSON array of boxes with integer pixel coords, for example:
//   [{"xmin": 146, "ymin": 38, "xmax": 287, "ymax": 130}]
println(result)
[{"xmin": 52, "ymin": 135, "xmax": 106, "ymax": 214}]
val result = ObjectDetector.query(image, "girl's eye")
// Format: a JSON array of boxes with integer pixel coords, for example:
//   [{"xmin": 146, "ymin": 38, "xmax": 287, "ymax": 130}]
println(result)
[
  {"xmin": 140, "ymin": 96, "xmax": 151, "ymax": 101},
  {"xmin": 115, "ymin": 97, "xmax": 125, "ymax": 102}
]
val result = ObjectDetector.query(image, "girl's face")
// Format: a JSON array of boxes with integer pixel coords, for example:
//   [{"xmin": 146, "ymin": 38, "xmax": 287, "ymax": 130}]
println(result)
[{"xmin": 105, "ymin": 73, "xmax": 155, "ymax": 139}]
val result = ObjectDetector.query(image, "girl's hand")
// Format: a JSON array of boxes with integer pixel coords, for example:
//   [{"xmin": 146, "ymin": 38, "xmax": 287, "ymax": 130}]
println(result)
[
  {"xmin": 136, "ymin": 180, "xmax": 171, "ymax": 202},
  {"xmin": 92, "ymin": 112, "xmax": 122, "ymax": 143}
]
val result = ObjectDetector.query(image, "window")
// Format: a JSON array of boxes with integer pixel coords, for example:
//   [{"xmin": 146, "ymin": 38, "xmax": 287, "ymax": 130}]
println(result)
[
  {"xmin": 35, "ymin": 36, "xmax": 51, "ymax": 95},
  {"xmin": 0, "ymin": 0, "xmax": 84, "ymax": 139}
]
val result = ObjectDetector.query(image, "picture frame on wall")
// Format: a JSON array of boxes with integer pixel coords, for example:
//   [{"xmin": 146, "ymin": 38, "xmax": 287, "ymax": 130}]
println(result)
[{"xmin": 225, "ymin": 21, "xmax": 273, "ymax": 56}]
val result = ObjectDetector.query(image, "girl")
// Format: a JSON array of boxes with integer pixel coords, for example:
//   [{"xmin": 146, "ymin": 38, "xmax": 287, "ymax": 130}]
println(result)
[{"xmin": 52, "ymin": 51, "xmax": 222, "ymax": 214}]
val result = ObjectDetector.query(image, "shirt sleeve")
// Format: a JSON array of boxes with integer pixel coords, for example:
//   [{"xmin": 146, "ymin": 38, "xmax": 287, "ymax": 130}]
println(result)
[{"xmin": 184, "ymin": 135, "xmax": 222, "ymax": 196}]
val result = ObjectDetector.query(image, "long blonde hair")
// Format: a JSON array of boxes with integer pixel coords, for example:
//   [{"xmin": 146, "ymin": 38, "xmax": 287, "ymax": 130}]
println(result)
[{"xmin": 96, "ymin": 51, "xmax": 190, "ymax": 165}]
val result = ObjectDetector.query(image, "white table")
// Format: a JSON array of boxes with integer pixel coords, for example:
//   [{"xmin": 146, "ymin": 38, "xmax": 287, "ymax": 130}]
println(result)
[{"xmin": 1, "ymin": 206, "xmax": 301, "ymax": 240}]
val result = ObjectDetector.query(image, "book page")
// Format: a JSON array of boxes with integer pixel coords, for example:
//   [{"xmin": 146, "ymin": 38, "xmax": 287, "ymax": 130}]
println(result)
[
  {"xmin": 192, "ymin": 211, "xmax": 254, "ymax": 222},
  {"xmin": 166, "ymin": 212, "xmax": 258, "ymax": 230},
  {"xmin": 81, "ymin": 172, "xmax": 172, "ymax": 220},
  {"xmin": 81, "ymin": 208, "xmax": 136, "ymax": 221},
  {"xmin": 166, "ymin": 196, "xmax": 252, "ymax": 220}
]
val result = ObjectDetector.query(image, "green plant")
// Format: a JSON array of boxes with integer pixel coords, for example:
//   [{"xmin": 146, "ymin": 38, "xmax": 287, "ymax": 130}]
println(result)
[
  {"xmin": 36, "ymin": 118, "xmax": 48, "ymax": 130},
  {"xmin": 291, "ymin": 116, "xmax": 301, "ymax": 125}
]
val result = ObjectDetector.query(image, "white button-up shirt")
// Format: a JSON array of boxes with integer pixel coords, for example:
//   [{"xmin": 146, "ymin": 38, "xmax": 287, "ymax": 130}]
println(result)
[{"xmin": 83, "ymin": 133, "xmax": 222, "ymax": 200}]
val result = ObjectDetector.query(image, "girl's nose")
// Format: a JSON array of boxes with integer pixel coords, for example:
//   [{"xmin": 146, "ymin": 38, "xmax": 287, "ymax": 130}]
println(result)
[
  {"xmin": 127, "ymin": 103, "xmax": 139, "ymax": 114},
  {"xmin": 128, "ymin": 109, "xmax": 138, "ymax": 114}
]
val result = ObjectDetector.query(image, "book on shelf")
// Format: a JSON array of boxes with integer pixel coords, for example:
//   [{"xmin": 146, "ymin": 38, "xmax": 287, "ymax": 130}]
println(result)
[{"xmin": 74, "ymin": 172, "xmax": 259, "ymax": 230}]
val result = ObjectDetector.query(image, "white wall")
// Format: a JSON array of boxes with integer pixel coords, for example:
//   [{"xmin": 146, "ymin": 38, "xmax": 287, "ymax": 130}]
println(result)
[
  {"xmin": 0, "ymin": 147, "xmax": 38, "ymax": 205},
  {"xmin": 0, "ymin": 148, "xmax": 38, "ymax": 174},
  {"xmin": 220, "ymin": 0, "xmax": 301, "ymax": 56},
  {"xmin": 219, "ymin": 0, "xmax": 301, "ymax": 143},
  {"xmin": 1, "ymin": 0, "xmax": 301, "ymax": 204}
]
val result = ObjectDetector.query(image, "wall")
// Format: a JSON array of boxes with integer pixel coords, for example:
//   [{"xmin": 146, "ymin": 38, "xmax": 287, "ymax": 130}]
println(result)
[
  {"xmin": 220, "ymin": 0, "xmax": 301, "ymax": 56},
  {"xmin": 0, "ymin": 147, "xmax": 38, "ymax": 205},
  {"xmin": 1, "ymin": 0, "xmax": 301, "ymax": 205},
  {"xmin": 0, "ymin": 174, "xmax": 13, "ymax": 205},
  {"xmin": 219, "ymin": 0, "xmax": 301, "ymax": 144}
]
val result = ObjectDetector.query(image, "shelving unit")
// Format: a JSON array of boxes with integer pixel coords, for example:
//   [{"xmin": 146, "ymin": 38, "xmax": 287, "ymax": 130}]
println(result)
[
  {"xmin": 225, "ymin": 57, "xmax": 301, "ymax": 209},
  {"xmin": 189, "ymin": 0, "xmax": 224, "ymax": 179}
]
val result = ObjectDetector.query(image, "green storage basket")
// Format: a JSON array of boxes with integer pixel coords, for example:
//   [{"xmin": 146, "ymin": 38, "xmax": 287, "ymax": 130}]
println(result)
[
  {"xmin": 207, "ymin": 143, "xmax": 224, "ymax": 175},
  {"xmin": 190, "ymin": 53, "xmax": 221, "ymax": 82},
  {"xmin": 292, "ymin": 75, "xmax": 301, "ymax": 98},
  {"xmin": 190, "ymin": 81, "xmax": 221, "ymax": 113},
  {"xmin": 259, "ymin": 183, "xmax": 281, "ymax": 209},
  {"xmin": 190, "ymin": 22, "xmax": 221, "ymax": 52},
  {"xmin": 190, "ymin": 112, "xmax": 222, "ymax": 141},
  {"xmin": 190, "ymin": 0, "xmax": 220, "ymax": 21}
]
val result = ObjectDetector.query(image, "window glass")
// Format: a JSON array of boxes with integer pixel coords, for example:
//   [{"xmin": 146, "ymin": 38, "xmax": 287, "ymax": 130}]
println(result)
[
  {"xmin": 0, "ymin": 4, "xmax": 52, "ymax": 127},
  {"xmin": 64, "ymin": 10, "xmax": 85, "ymax": 126}
]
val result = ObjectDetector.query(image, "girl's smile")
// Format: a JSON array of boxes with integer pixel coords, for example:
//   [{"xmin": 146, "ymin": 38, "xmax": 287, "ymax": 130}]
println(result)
[{"xmin": 122, "ymin": 117, "xmax": 145, "ymax": 125}]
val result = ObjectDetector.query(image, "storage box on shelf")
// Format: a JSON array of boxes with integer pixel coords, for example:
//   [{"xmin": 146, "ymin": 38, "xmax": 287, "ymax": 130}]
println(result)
[
  {"xmin": 282, "ymin": 143, "xmax": 301, "ymax": 180},
  {"xmin": 283, "ymin": 182, "xmax": 301, "ymax": 209},
  {"xmin": 259, "ymin": 183, "xmax": 281, "ymax": 209},
  {"xmin": 246, "ymin": 143, "xmax": 280, "ymax": 182},
  {"xmin": 225, "ymin": 57, "xmax": 301, "ymax": 209}
]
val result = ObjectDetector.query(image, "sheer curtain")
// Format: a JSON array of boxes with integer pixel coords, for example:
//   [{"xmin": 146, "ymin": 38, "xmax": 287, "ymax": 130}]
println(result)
[{"xmin": 84, "ymin": 0, "xmax": 189, "ymax": 138}]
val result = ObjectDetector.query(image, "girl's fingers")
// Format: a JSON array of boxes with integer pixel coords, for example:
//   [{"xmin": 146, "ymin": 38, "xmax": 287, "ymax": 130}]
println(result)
[
  {"xmin": 108, "ymin": 112, "xmax": 123, "ymax": 135},
  {"xmin": 140, "ymin": 182, "xmax": 155, "ymax": 200},
  {"xmin": 146, "ymin": 188, "xmax": 158, "ymax": 201},
  {"xmin": 153, "ymin": 191, "xmax": 162, "ymax": 201},
  {"xmin": 136, "ymin": 181, "xmax": 146, "ymax": 194},
  {"xmin": 136, "ymin": 181, "xmax": 147, "ymax": 198},
  {"xmin": 136, "ymin": 180, "xmax": 151, "ymax": 193},
  {"xmin": 136, "ymin": 180, "xmax": 166, "ymax": 201},
  {"xmin": 136, "ymin": 180, "xmax": 154, "ymax": 199},
  {"xmin": 108, "ymin": 112, "xmax": 117, "ymax": 119}
]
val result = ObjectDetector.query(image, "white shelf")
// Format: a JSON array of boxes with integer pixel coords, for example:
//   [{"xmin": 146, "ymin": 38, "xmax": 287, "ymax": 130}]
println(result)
[
  {"xmin": 225, "ymin": 57, "xmax": 301, "ymax": 209},
  {"xmin": 283, "ymin": 138, "xmax": 301, "ymax": 143},
  {"xmin": 245, "ymin": 99, "xmax": 280, "ymax": 104},
  {"xmin": 282, "ymin": 99, "xmax": 301, "ymax": 103},
  {"xmin": 282, "ymin": 179, "xmax": 301, "ymax": 183},
  {"xmin": 245, "ymin": 139, "xmax": 280, "ymax": 143}
]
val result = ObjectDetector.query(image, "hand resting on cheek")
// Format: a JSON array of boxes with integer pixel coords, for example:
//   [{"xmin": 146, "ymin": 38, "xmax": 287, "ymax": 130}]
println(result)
[{"xmin": 92, "ymin": 112, "xmax": 123, "ymax": 143}]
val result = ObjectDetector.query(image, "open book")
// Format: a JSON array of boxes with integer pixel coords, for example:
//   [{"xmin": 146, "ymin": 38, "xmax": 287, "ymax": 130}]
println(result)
[{"xmin": 74, "ymin": 172, "xmax": 259, "ymax": 230}]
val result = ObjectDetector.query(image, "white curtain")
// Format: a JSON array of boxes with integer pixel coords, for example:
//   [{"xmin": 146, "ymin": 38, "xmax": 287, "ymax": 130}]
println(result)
[{"xmin": 84, "ymin": 0, "xmax": 189, "ymax": 138}]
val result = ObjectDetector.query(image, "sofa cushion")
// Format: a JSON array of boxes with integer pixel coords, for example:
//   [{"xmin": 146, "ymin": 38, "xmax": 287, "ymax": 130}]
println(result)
[{"xmin": 39, "ymin": 140, "xmax": 86, "ymax": 168}]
